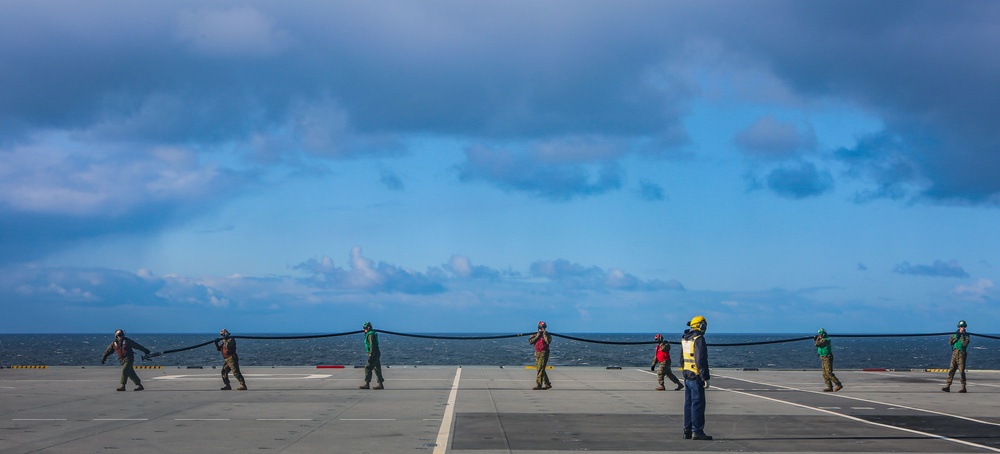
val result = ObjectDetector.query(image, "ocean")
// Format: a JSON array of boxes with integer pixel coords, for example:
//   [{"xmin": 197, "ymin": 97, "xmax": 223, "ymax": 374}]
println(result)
[{"xmin": 1, "ymin": 333, "xmax": 997, "ymax": 370}]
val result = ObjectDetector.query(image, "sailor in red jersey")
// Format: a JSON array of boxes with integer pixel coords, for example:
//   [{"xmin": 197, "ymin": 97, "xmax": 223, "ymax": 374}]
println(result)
[
  {"xmin": 529, "ymin": 321, "xmax": 552, "ymax": 390},
  {"xmin": 651, "ymin": 333, "xmax": 683, "ymax": 391}
]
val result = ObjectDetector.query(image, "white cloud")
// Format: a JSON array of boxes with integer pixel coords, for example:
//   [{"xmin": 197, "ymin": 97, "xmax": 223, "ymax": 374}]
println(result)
[{"xmin": 952, "ymin": 278, "xmax": 994, "ymax": 303}]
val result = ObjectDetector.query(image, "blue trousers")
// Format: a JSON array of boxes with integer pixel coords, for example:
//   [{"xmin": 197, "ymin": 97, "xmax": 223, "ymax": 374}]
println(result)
[{"xmin": 683, "ymin": 378, "xmax": 706, "ymax": 434}]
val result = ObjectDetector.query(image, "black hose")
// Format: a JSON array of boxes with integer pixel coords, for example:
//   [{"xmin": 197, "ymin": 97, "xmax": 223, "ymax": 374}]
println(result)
[
  {"xmin": 377, "ymin": 330, "xmax": 534, "ymax": 340},
  {"xmin": 148, "ymin": 330, "xmax": 994, "ymax": 357}
]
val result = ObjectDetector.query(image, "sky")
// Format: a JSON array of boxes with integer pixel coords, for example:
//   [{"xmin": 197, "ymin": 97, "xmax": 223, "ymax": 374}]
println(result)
[{"xmin": 1, "ymin": 1, "xmax": 998, "ymax": 334}]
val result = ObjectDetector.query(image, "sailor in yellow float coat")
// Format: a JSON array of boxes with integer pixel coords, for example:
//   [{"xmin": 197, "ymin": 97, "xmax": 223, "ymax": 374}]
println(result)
[{"xmin": 681, "ymin": 316, "xmax": 712, "ymax": 441}]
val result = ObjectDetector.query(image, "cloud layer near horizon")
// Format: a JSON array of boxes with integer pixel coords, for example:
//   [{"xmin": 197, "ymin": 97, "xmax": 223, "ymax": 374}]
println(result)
[{"xmin": 2, "ymin": 247, "xmax": 991, "ymax": 333}]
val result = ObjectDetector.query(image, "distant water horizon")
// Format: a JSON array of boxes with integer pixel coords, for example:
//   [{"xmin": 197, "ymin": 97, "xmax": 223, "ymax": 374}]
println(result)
[{"xmin": 2, "ymin": 333, "xmax": 997, "ymax": 370}]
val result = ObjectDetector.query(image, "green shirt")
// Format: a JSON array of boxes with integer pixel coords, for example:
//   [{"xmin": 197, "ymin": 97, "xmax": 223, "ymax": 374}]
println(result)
[
  {"xmin": 364, "ymin": 330, "xmax": 379, "ymax": 354},
  {"xmin": 951, "ymin": 332, "xmax": 970, "ymax": 351},
  {"xmin": 815, "ymin": 335, "xmax": 832, "ymax": 357}
]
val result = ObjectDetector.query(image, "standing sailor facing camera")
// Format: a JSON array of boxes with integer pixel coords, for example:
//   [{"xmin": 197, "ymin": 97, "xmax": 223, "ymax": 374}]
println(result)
[{"xmin": 943, "ymin": 320, "xmax": 971, "ymax": 393}]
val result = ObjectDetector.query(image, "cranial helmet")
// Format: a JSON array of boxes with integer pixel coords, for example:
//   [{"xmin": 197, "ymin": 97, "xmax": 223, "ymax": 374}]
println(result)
[
  {"xmin": 958, "ymin": 320, "xmax": 968, "ymax": 328},
  {"xmin": 220, "ymin": 329, "xmax": 230, "ymax": 337},
  {"xmin": 115, "ymin": 329, "xmax": 125, "ymax": 337},
  {"xmin": 538, "ymin": 321, "xmax": 547, "ymax": 328},
  {"xmin": 687, "ymin": 315, "xmax": 707, "ymax": 332},
  {"xmin": 654, "ymin": 333, "xmax": 663, "ymax": 342},
  {"xmin": 817, "ymin": 328, "xmax": 827, "ymax": 336},
  {"xmin": 363, "ymin": 321, "xmax": 373, "ymax": 330}
]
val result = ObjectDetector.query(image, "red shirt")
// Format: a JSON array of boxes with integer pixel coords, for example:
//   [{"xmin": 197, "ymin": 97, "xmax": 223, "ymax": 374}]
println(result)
[
  {"xmin": 655, "ymin": 343, "xmax": 670, "ymax": 362},
  {"xmin": 534, "ymin": 334, "xmax": 550, "ymax": 352}
]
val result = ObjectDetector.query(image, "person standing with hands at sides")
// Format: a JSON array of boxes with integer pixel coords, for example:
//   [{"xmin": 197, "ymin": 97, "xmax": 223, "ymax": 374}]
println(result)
[
  {"xmin": 681, "ymin": 316, "xmax": 712, "ymax": 441},
  {"xmin": 360, "ymin": 322, "xmax": 385, "ymax": 390},
  {"xmin": 943, "ymin": 320, "xmax": 971, "ymax": 393},
  {"xmin": 215, "ymin": 329, "xmax": 247, "ymax": 391},
  {"xmin": 529, "ymin": 321, "xmax": 552, "ymax": 390},
  {"xmin": 100, "ymin": 329, "xmax": 151, "ymax": 391},
  {"xmin": 651, "ymin": 333, "xmax": 683, "ymax": 391},
  {"xmin": 815, "ymin": 328, "xmax": 843, "ymax": 392}
]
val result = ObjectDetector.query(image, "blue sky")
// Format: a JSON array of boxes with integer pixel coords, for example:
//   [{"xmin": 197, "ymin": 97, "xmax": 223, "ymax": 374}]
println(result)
[{"xmin": 1, "ymin": 1, "xmax": 998, "ymax": 334}]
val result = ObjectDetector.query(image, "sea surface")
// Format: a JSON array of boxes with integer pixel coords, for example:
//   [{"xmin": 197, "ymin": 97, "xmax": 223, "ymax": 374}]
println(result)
[{"xmin": 1, "ymin": 333, "xmax": 997, "ymax": 370}]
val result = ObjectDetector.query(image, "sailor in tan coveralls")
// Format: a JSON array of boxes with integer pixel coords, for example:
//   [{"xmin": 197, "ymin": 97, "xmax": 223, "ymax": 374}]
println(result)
[
  {"xmin": 529, "ymin": 321, "xmax": 552, "ymax": 390},
  {"xmin": 100, "ymin": 329, "xmax": 150, "ymax": 391},
  {"xmin": 942, "ymin": 320, "xmax": 971, "ymax": 393},
  {"xmin": 215, "ymin": 329, "xmax": 247, "ymax": 390}
]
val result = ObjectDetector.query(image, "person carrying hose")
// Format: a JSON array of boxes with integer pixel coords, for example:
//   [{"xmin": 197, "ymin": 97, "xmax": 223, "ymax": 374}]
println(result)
[
  {"xmin": 100, "ymin": 329, "xmax": 150, "ymax": 392},
  {"xmin": 814, "ymin": 328, "xmax": 843, "ymax": 392},
  {"xmin": 359, "ymin": 322, "xmax": 385, "ymax": 390},
  {"xmin": 529, "ymin": 321, "xmax": 552, "ymax": 390},
  {"xmin": 215, "ymin": 329, "xmax": 247, "ymax": 391},
  {"xmin": 942, "ymin": 320, "xmax": 971, "ymax": 393},
  {"xmin": 651, "ymin": 333, "xmax": 683, "ymax": 391}
]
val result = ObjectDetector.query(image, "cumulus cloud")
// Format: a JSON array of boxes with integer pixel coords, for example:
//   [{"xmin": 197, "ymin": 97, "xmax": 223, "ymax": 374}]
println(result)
[
  {"xmin": 833, "ymin": 132, "xmax": 922, "ymax": 202},
  {"xmin": 530, "ymin": 258, "xmax": 684, "ymax": 291},
  {"xmin": 734, "ymin": 115, "xmax": 816, "ymax": 160},
  {"xmin": 445, "ymin": 255, "xmax": 502, "ymax": 280},
  {"xmin": 2, "ymin": 0, "xmax": 1000, "ymax": 273},
  {"xmin": 893, "ymin": 260, "xmax": 970, "ymax": 278},
  {"xmin": 637, "ymin": 180, "xmax": 666, "ymax": 202},
  {"xmin": 763, "ymin": 161, "xmax": 834, "ymax": 199},
  {"xmin": 0, "ymin": 265, "xmax": 224, "ymax": 308},
  {"xmin": 1, "ymin": 2, "xmax": 998, "ymax": 208},
  {"xmin": 1, "ymin": 250, "xmax": 701, "ymax": 331},
  {"xmin": 0, "ymin": 140, "xmax": 248, "ymax": 264},
  {"xmin": 702, "ymin": 3, "xmax": 1000, "ymax": 203},
  {"xmin": 295, "ymin": 246, "xmax": 446, "ymax": 295},
  {"xmin": 952, "ymin": 278, "xmax": 994, "ymax": 303},
  {"xmin": 379, "ymin": 167, "xmax": 404, "ymax": 191},
  {"xmin": 456, "ymin": 144, "xmax": 624, "ymax": 200}
]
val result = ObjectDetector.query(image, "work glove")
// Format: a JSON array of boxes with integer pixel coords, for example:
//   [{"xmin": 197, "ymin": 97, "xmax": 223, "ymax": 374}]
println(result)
[
  {"xmin": 101, "ymin": 359, "xmax": 106, "ymax": 364},
  {"xmin": 650, "ymin": 363, "xmax": 656, "ymax": 372},
  {"xmin": 704, "ymin": 379, "xmax": 710, "ymax": 390}
]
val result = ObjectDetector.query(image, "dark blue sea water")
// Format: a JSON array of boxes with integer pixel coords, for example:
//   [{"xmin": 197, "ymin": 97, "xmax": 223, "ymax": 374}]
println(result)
[{"xmin": 1, "ymin": 333, "xmax": 997, "ymax": 370}]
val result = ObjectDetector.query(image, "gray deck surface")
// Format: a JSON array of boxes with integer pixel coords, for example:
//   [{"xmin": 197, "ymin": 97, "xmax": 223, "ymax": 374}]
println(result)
[{"xmin": 1, "ymin": 366, "xmax": 998, "ymax": 453}]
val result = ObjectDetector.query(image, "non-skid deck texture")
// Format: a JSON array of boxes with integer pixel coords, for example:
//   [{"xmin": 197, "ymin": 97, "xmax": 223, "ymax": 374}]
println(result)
[{"xmin": 1, "ymin": 366, "xmax": 998, "ymax": 453}]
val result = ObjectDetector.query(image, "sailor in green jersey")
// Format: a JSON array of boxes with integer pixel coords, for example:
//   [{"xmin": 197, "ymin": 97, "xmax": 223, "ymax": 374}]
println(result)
[
  {"xmin": 942, "ymin": 320, "xmax": 971, "ymax": 393},
  {"xmin": 814, "ymin": 329, "xmax": 843, "ymax": 392},
  {"xmin": 360, "ymin": 322, "xmax": 385, "ymax": 390}
]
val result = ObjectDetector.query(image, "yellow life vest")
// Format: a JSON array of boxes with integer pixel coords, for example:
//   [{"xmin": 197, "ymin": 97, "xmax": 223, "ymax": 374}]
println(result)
[{"xmin": 681, "ymin": 334, "xmax": 700, "ymax": 374}]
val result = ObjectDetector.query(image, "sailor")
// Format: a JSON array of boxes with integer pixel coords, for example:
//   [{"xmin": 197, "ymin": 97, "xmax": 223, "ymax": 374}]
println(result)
[
  {"xmin": 651, "ymin": 333, "xmax": 683, "ymax": 391},
  {"xmin": 359, "ymin": 322, "xmax": 385, "ymax": 390},
  {"xmin": 942, "ymin": 320, "xmax": 971, "ymax": 393},
  {"xmin": 215, "ymin": 329, "xmax": 247, "ymax": 391},
  {"xmin": 815, "ymin": 328, "xmax": 843, "ymax": 392},
  {"xmin": 681, "ymin": 316, "xmax": 712, "ymax": 440},
  {"xmin": 100, "ymin": 329, "xmax": 151, "ymax": 391},
  {"xmin": 529, "ymin": 321, "xmax": 552, "ymax": 390}
]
